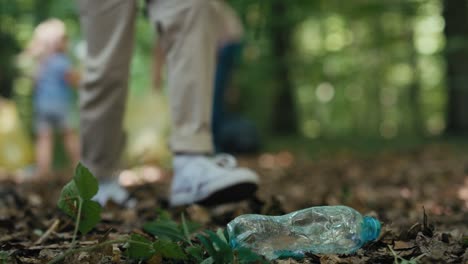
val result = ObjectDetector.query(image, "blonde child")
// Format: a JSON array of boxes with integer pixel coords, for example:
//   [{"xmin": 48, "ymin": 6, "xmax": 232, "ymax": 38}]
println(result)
[{"xmin": 26, "ymin": 19, "xmax": 80, "ymax": 178}]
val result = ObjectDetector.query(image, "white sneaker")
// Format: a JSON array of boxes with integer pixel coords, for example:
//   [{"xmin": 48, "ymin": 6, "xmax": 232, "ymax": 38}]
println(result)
[
  {"xmin": 170, "ymin": 154, "xmax": 259, "ymax": 207},
  {"xmin": 93, "ymin": 179, "xmax": 130, "ymax": 206}
]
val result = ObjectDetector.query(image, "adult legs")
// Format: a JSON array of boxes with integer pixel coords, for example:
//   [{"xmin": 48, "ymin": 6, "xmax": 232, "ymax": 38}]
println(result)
[
  {"xmin": 149, "ymin": 0, "xmax": 218, "ymax": 153},
  {"xmin": 77, "ymin": 0, "xmax": 137, "ymax": 205},
  {"xmin": 77, "ymin": 0, "xmax": 137, "ymax": 180},
  {"xmin": 148, "ymin": 0, "xmax": 259, "ymax": 206}
]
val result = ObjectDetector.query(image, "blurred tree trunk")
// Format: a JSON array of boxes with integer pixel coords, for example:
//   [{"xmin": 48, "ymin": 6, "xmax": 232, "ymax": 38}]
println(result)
[
  {"xmin": 443, "ymin": 0, "xmax": 468, "ymax": 134},
  {"xmin": 366, "ymin": 16, "xmax": 383, "ymax": 137},
  {"xmin": 408, "ymin": 31, "xmax": 424, "ymax": 135},
  {"xmin": 269, "ymin": 0, "xmax": 298, "ymax": 135},
  {"xmin": 0, "ymin": 0, "xmax": 19, "ymax": 99}
]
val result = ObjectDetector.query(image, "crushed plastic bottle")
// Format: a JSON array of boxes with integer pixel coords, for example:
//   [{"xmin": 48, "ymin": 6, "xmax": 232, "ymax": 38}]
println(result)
[{"xmin": 227, "ymin": 205, "xmax": 381, "ymax": 260}]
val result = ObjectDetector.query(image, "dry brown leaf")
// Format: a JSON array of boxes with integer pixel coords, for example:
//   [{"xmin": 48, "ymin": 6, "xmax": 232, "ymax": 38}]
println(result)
[{"xmin": 393, "ymin": 240, "xmax": 414, "ymax": 250}]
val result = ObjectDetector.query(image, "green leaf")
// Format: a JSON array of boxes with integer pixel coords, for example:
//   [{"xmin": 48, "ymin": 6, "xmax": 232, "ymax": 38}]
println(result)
[
  {"xmin": 143, "ymin": 220, "xmax": 186, "ymax": 242},
  {"xmin": 126, "ymin": 234, "xmax": 155, "ymax": 260},
  {"xmin": 200, "ymin": 257, "xmax": 215, "ymax": 264},
  {"xmin": 207, "ymin": 230, "xmax": 231, "ymax": 254},
  {"xmin": 198, "ymin": 231, "xmax": 233, "ymax": 264},
  {"xmin": 74, "ymin": 163, "xmax": 98, "ymax": 200},
  {"xmin": 78, "ymin": 200, "xmax": 101, "ymax": 235},
  {"xmin": 216, "ymin": 228, "xmax": 228, "ymax": 244},
  {"xmin": 57, "ymin": 181, "xmax": 80, "ymax": 218},
  {"xmin": 185, "ymin": 220, "xmax": 202, "ymax": 234},
  {"xmin": 0, "ymin": 251, "xmax": 11, "ymax": 264},
  {"xmin": 186, "ymin": 245, "xmax": 204, "ymax": 262},
  {"xmin": 197, "ymin": 234, "xmax": 217, "ymax": 258},
  {"xmin": 181, "ymin": 213, "xmax": 190, "ymax": 242},
  {"xmin": 57, "ymin": 164, "xmax": 102, "ymax": 235},
  {"xmin": 236, "ymin": 247, "xmax": 268, "ymax": 264},
  {"xmin": 152, "ymin": 239, "xmax": 187, "ymax": 260},
  {"xmin": 223, "ymin": 228, "xmax": 230, "ymax": 242}
]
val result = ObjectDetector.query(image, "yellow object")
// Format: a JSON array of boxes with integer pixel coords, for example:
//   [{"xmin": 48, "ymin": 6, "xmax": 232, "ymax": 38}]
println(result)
[
  {"xmin": 123, "ymin": 92, "xmax": 172, "ymax": 167},
  {"xmin": 0, "ymin": 98, "xmax": 33, "ymax": 171}
]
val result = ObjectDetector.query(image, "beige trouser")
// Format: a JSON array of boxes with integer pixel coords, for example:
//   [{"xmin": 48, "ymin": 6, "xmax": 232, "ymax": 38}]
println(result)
[{"xmin": 77, "ymin": 0, "xmax": 222, "ymax": 179}]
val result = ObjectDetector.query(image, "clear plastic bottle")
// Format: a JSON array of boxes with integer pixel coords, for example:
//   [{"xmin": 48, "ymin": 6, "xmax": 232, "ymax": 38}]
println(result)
[{"xmin": 227, "ymin": 205, "xmax": 381, "ymax": 260}]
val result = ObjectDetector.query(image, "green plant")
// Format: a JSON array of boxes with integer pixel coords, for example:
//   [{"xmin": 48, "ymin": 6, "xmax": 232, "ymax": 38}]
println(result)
[
  {"xmin": 57, "ymin": 163, "xmax": 101, "ymax": 246},
  {"xmin": 48, "ymin": 163, "xmax": 267, "ymax": 264},
  {"xmin": 196, "ymin": 229, "xmax": 268, "ymax": 264},
  {"xmin": 0, "ymin": 251, "xmax": 11, "ymax": 264},
  {"xmin": 143, "ymin": 211, "xmax": 267, "ymax": 263},
  {"xmin": 48, "ymin": 163, "xmax": 122, "ymax": 263},
  {"xmin": 143, "ymin": 210, "xmax": 199, "ymax": 243},
  {"xmin": 48, "ymin": 163, "xmax": 173, "ymax": 263}
]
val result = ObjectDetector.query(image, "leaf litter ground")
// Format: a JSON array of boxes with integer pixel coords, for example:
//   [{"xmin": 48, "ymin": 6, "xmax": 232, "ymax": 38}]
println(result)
[{"xmin": 0, "ymin": 143, "xmax": 467, "ymax": 263}]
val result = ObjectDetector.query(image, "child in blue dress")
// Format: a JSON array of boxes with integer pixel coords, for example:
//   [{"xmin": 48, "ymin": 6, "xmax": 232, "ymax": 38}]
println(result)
[{"xmin": 26, "ymin": 19, "xmax": 80, "ymax": 178}]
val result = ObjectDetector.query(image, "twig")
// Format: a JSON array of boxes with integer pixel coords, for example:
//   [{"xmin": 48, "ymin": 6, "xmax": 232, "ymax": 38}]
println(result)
[
  {"xmin": 0, "ymin": 231, "xmax": 27, "ymax": 243},
  {"xmin": 35, "ymin": 219, "xmax": 60, "ymax": 245},
  {"xmin": 71, "ymin": 199, "xmax": 83, "ymax": 248}
]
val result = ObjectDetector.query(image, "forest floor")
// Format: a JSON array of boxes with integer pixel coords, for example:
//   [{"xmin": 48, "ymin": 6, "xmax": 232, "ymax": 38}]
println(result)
[{"xmin": 1, "ymin": 142, "xmax": 467, "ymax": 263}]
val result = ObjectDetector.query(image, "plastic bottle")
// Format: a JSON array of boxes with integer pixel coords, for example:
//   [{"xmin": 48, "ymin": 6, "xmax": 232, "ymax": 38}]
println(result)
[{"xmin": 227, "ymin": 205, "xmax": 381, "ymax": 260}]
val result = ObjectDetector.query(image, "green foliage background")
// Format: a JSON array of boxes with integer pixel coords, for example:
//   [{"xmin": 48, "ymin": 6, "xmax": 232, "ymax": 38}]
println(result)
[{"xmin": 0, "ymin": 0, "xmax": 449, "ymax": 142}]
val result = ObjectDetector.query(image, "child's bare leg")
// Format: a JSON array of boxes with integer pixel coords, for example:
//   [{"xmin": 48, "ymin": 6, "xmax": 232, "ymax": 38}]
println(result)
[
  {"xmin": 63, "ymin": 129, "xmax": 80, "ymax": 167},
  {"xmin": 36, "ymin": 130, "xmax": 53, "ymax": 177}
]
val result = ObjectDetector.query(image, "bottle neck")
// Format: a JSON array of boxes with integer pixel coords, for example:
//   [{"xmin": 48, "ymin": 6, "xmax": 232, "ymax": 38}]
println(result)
[{"xmin": 361, "ymin": 216, "xmax": 381, "ymax": 242}]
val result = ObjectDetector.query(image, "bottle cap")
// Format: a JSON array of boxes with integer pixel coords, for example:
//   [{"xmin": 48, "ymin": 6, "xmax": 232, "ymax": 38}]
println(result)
[{"xmin": 362, "ymin": 216, "xmax": 381, "ymax": 242}]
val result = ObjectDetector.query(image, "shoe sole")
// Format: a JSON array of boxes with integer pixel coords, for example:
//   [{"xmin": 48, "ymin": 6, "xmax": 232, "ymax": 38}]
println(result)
[{"xmin": 198, "ymin": 182, "xmax": 258, "ymax": 206}]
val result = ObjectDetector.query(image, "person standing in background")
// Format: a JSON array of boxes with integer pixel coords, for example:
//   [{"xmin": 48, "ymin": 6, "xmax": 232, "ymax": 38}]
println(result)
[
  {"xmin": 78, "ymin": 0, "xmax": 259, "ymax": 207},
  {"xmin": 151, "ymin": 1, "xmax": 260, "ymax": 154}
]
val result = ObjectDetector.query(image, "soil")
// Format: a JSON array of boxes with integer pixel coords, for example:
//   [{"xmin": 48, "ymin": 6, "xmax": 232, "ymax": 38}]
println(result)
[{"xmin": 1, "ymin": 143, "xmax": 467, "ymax": 263}]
